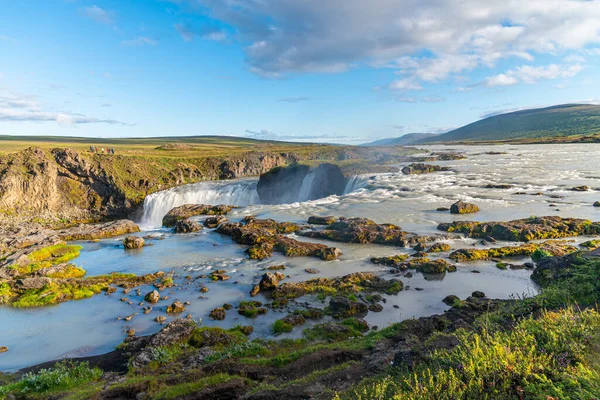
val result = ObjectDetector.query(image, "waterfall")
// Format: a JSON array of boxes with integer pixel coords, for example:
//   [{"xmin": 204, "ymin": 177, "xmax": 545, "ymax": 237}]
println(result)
[
  {"xmin": 139, "ymin": 174, "xmax": 372, "ymax": 229},
  {"xmin": 343, "ymin": 175, "xmax": 370, "ymax": 194},
  {"xmin": 140, "ymin": 179, "xmax": 259, "ymax": 228},
  {"xmin": 297, "ymin": 172, "xmax": 316, "ymax": 202}
]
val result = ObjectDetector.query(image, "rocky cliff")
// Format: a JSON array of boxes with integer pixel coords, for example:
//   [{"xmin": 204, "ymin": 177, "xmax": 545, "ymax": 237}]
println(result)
[
  {"xmin": 0, "ymin": 148, "xmax": 293, "ymax": 226},
  {"xmin": 257, "ymin": 163, "xmax": 347, "ymax": 204}
]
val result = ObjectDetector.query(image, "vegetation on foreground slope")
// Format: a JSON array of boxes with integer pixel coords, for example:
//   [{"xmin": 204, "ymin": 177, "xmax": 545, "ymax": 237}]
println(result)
[{"xmin": 2, "ymin": 250, "xmax": 600, "ymax": 399}]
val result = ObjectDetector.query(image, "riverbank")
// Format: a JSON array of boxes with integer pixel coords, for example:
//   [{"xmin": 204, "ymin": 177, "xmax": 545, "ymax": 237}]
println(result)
[{"xmin": 1, "ymin": 248, "xmax": 599, "ymax": 399}]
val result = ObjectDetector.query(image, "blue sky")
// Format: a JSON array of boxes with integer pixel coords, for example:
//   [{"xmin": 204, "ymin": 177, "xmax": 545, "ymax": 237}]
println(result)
[{"xmin": 0, "ymin": 0, "xmax": 599, "ymax": 144}]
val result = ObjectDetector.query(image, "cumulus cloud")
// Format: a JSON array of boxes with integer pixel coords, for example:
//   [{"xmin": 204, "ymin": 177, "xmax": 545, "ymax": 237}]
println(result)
[
  {"xmin": 177, "ymin": 0, "xmax": 600, "ymax": 88},
  {"xmin": 175, "ymin": 23, "xmax": 226, "ymax": 42},
  {"xmin": 123, "ymin": 36, "xmax": 158, "ymax": 46},
  {"xmin": 485, "ymin": 63, "xmax": 585, "ymax": 87},
  {"xmin": 81, "ymin": 5, "xmax": 115, "ymax": 25},
  {"xmin": 0, "ymin": 92, "xmax": 132, "ymax": 126}
]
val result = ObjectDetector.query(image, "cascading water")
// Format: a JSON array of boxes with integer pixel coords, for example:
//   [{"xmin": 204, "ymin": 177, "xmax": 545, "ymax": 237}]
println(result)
[
  {"xmin": 297, "ymin": 172, "xmax": 316, "ymax": 202},
  {"xmin": 343, "ymin": 175, "xmax": 370, "ymax": 194},
  {"xmin": 140, "ymin": 179, "xmax": 259, "ymax": 228},
  {"xmin": 140, "ymin": 174, "xmax": 372, "ymax": 228}
]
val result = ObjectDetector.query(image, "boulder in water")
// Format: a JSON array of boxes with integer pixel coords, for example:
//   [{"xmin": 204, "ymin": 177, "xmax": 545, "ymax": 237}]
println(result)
[
  {"xmin": 174, "ymin": 218, "xmax": 202, "ymax": 233},
  {"xmin": 450, "ymin": 201, "xmax": 480, "ymax": 214},
  {"xmin": 204, "ymin": 215, "xmax": 227, "ymax": 228},
  {"xmin": 123, "ymin": 236, "xmax": 145, "ymax": 249},
  {"xmin": 401, "ymin": 163, "xmax": 450, "ymax": 175},
  {"xmin": 594, "ymin": 201, "xmax": 600, "ymax": 207},
  {"xmin": 571, "ymin": 186, "xmax": 590, "ymax": 191},
  {"xmin": 166, "ymin": 301, "xmax": 186, "ymax": 313},
  {"xmin": 144, "ymin": 290, "xmax": 160, "ymax": 303},
  {"xmin": 162, "ymin": 204, "xmax": 235, "ymax": 227},
  {"xmin": 308, "ymin": 216, "xmax": 338, "ymax": 225},
  {"xmin": 328, "ymin": 296, "xmax": 368, "ymax": 319}
]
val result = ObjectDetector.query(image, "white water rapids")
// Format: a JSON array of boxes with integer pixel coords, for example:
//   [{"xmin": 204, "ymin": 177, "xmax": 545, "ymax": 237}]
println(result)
[{"xmin": 140, "ymin": 174, "xmax": 370, "ymax": 228}]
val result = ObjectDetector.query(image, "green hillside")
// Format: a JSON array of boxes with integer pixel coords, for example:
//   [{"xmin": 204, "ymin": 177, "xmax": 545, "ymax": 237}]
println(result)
[
  {"xmin": 362, "ymin": 132, "xmax": 439, "ymax": 146},
  {"xmin": 420, "ymin": 104, "xmax": 600, "ymax": 143}
]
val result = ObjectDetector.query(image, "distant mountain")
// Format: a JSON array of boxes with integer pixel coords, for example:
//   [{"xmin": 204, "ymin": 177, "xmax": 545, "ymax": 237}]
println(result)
[
  {"xmin": 418, "ymin": 104, "xmax": 600, "ymax": 143},
  {"xmin": 362, "ymin": 132, "xmax": 440, "ymax": 146}
]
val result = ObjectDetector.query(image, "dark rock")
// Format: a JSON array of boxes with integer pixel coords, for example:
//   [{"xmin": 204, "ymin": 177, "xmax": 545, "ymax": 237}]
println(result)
[
  {"xmin": 436, "ymin": 207, "xmax": 450, "ymax": 211},
  {"xmin": 308, "ymin": 216, "xmax": 338, "ymax": 225},
  {"xmin": 402, "ymin": 163, "xmax": 450, "ymax": 175},
  {"xmin": 123, "ymin": 236, "xmax": 144, "ymax": 249},
  {"xmin": 368, "ymin": 303, "xmax": 384, "ymax": 312},
  {"xmin": 450, "ymin": 201, "xmax": 480, "ymax": 214},
  {"xmin": 163, "ymin": 204, "xmax": 234, "ymax": 227},
  {"xmin": 166, "ymin": 301, "xmax": 186, "ymax": 313},
  {"xmin": 328, "ymin": 297, "xmax": 368, "ymax": 319},
  {"xmin": 471, "ymin": 291, "xmax": 485, "ymax": 298},
  {"xmin": 304, "ymin": 268, "xmax": 319, "ymax": 274},
  {"xmin": 571, "ymin": 186, "xmax": 590, "ymax": 192},
  {"xmin": 485, "ymin": 184, "xmax": 512, "ymax": 189},
  {"xmin": 204, "ymin": 215, "xmax": 228, "ymax": 228},
  {"xmin": 257, "ymin": 163, "xmax": 346, "ymax": 204},
  {"xmin": 427, "ymin": 243, "xmax": 451, "ymax": 253},
  {"xmin": 174, "ymin": 218, "xmax": 202, "ymax": 233},
  {"xmin": 144, "ymin": 290, "xmax": 160, "ymax": 303},
  {"xmin": 209, "ymin": 307, "xmax": 226, "ymax": 320},
  {"xmin": 442, "ymin": 295, "xmax": 460, "ymax": 306},
  {"xmin": 594, "ymin": 201, "xmax": 600, "ymax": 207},
  {"xmin": 438, "ymin": 216, "xmax": 600, "ymax": 242}
]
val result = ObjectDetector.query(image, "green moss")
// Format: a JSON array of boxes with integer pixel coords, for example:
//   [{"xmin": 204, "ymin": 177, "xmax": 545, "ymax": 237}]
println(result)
[
  {"xmin": 47, "ymin": 264, "xmax": 86, "ymax": 279},
  {"xmin": 238, "ymin": 300, "xmax": 267, "ymax": 318},
  {"xmin": 16, "ymin": 244, "xmax": 83, "ymax": 276},
  {"xmin": 273, "ymin": 320, "xmax": 293, "ymax": 334},
  {"xmin": 0, "ymin": 282, "xmax": 15, "ymax": 304},
  {"xmin": 531, "ymin": 248, "xmax": 554, "ymax": 262},
  {"xmin": 188, "ymin": 327, "xmax": 246, "ymax": 349}
]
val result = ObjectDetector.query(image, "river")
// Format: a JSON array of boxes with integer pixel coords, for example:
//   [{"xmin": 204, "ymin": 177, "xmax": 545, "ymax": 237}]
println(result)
[{"xmin": 1, "ymin": 143, "xmax": 599, "ymax": 371}]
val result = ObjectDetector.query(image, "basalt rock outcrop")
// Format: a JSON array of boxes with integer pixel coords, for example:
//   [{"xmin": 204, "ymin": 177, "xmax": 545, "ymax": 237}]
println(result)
[
  {"xmin": 216, "ymin": 216, "xmax": 341, "ymax": 261},
  {"xmin": 401, "ymin": 163, "xmax": 451, "ymax": 175},
  {"xmin": 449, "ymin": 241, "xmax": 578, "ymax": 262},
  {"xmin": 299, "ymin": 217, "xmax": 438, "ymax": 247},
  {"xmin": 438, "ymin": 216, "xmax": 600, "ymax": 242},
  {"xmin": 257, "ymin": 163, "xmax": 347, "ymax": 204},
  {"xmin": 162, "ymin": 204, "xmax": 235, "ymax": 227},
  {"xmin": 450, "ymin": 201, "xmax": 480, "ymax": 214}
]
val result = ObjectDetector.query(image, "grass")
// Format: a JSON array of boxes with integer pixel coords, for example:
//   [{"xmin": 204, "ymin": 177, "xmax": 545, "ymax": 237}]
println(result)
[
  {"xmin": 153, "ymin": 373, "xmax": 247, "ymax": 400},
  {"xmin": 0, "ymin": 361, "xmax": 103, "ymax": 397},
  {"xmin": 337, "ymin": 308, "xmax": 600, "ymax": 400},
  {"xmin": 335, "ymin": 253, "xmax": 600, "ymax": 399}
]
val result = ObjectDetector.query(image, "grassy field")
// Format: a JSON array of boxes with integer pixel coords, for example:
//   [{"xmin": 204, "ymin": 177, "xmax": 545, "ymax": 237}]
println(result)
[{"xmin": 0, "ymin": 135, "xmax": 332, "ymax": 157}]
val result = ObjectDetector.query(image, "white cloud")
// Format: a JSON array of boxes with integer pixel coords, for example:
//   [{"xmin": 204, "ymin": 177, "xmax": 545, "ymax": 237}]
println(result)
[
  {"xmin": 0, "ymin": 91, "xmax": 132, "ymax": 126},
  {"xmin": 485, "ymin": 63, "xmax": 585, "ymax": 87},
  {"xmin": 123, "ymin": 36, "xmax": 158, "ymax": 46},
  {"xmin": 175, "ymin": 23, "xmax": 226, "ymax": 42},
  {"xmin": 82, "ymin": 5, "xmax": 115, "ymax": 25},
  {"xmin": 179, "ymin": 0, "xmax": 600, "ymax": 88},
  {"xmin": 389, "ymin": 79, "xmax": 423, "ymax": 91}
]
